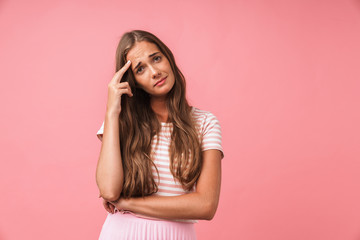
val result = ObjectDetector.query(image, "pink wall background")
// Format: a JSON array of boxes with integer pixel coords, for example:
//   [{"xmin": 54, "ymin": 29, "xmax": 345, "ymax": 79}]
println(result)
[{"xmin": 1, "ymin": 0, "xmax": 360, "ymax": 239}]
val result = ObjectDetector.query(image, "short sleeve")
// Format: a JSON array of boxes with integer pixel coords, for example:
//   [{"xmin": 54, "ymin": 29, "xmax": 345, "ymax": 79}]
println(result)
[
  {"xmin": 96, "ymin": 121, "xmax": 104, "ymax": 141},
  {"xmin": 201, "ymin": 112, "xmax": 224, "ymax": 159}
]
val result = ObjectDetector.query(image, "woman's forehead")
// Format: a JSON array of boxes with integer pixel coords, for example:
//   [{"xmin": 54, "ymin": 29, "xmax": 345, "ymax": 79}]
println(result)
[{"xmin": 126, "ymin": 41, "xmax": 160, "ymax": 62}]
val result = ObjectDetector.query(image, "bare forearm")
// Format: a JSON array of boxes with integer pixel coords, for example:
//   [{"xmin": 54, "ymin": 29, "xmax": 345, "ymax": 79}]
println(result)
[
  {"xmin": 113, "ymin": 150, "xmax": 222, "ymax": 221},
  {"xmin": 96, "ymin": 113, "xmax": 123, "ymax": 201},
  {"xmin": 122, "ymin": 192, "xmax": 218, "ymax": 221}
]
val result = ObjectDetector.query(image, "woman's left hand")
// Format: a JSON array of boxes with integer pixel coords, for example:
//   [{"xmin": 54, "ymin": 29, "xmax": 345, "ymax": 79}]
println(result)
[
  {"xmin": 102, "ymin": 198, "xmax": 116, "ymax": 214},
  {"xmin": 111, "ymin": 197, "xmax": 131, "ymax": 212}
]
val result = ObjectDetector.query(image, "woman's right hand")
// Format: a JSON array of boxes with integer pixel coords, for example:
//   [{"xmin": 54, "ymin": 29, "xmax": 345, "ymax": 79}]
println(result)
[
  {"xmin": 106, "ymin": 60, "xmax": 133, "ymax": 116},
  {"xmin": 102, "ymin": 198, "xmax": 116, "ymax": 214}
]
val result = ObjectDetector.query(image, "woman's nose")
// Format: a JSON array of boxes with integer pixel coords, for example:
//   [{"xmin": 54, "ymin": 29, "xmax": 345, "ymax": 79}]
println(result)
[{"xmin": 150, "ymin": 66, "xmax": 161, "ymax": 78}]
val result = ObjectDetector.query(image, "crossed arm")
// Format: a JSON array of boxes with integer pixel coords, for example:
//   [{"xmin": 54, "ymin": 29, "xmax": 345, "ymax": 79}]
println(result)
[{"xmin": 103, "ymin": 149, "xmax": 222, "ymax": 221}]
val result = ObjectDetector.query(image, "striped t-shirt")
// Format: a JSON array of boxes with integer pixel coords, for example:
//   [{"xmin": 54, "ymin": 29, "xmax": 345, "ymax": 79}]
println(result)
[{"xmin": 96, "ymin": 106, "xmax": 224, "ymax": 223}]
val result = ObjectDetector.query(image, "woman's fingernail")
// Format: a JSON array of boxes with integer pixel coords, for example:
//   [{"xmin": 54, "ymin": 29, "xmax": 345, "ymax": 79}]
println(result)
[{"xmin": 127, "ymin": 60, "xmax": 131, "ymax": 64}]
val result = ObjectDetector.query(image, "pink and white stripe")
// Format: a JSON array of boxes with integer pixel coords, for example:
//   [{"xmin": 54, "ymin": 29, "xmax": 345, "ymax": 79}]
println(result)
[{"xmin": 97, "ymin": 107, "xmax": 223, "ymax": 223}]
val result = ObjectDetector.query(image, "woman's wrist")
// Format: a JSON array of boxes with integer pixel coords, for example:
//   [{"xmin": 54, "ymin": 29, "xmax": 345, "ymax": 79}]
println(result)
[
  {"xmin": 126, "ymin": 198, "xmax": 135, "ymax": 211},
  {"xmin": 105, "ymin": 110, "xmax": 120, "ymax": 120},
  {"xmin": 112, "ymin": 197, "xmax": 134, "ymax": 211}
]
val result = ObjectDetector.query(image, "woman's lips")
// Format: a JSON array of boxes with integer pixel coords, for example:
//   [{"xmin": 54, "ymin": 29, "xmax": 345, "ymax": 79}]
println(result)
[{"xmin": 154, "ymin": 76, "xmax": 167, "ymax": 86}]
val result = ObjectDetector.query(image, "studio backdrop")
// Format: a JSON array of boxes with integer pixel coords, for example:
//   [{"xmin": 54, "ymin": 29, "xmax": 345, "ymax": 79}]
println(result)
[{"xmin": 0, "ymin": 0, "xmax": 359, "ymax": 239}]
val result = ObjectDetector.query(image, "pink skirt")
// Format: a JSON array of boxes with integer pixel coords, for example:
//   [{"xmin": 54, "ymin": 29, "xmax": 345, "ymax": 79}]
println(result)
[{"xmin": 98, "ymin": 211, "xmax": 197, "ymax": 240}]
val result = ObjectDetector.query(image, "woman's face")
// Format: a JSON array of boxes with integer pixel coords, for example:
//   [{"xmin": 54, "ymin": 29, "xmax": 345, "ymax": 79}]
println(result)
[{"xmin": 126, "ymin": 41, "xmax": 175, "ymax": 99}]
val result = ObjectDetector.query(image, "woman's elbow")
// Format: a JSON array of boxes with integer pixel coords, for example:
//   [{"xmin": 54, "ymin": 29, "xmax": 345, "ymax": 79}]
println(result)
[
  {"xmin": 100, "ymin": 191, "xmax": 121, "ymax": 202},
  {"xmin": 96, "ymin": 176, "xmax": 123, "ymax": 201},
  {"xmin": 97, "ymin": 183, "xmax": 122, "ymax": 202},
  {"xmin": 201, "ymin": 201, "xmax": 219, "ymax": 220}
]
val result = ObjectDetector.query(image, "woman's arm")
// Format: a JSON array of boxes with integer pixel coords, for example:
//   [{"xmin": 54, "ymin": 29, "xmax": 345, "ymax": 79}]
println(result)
[
  {"xmin": 112, "ymin": 149, "xmax": 222, "ymax": 220},
  {"xmin": 96, "ymin": 113, "xmax": 124, "ymax": 202}
]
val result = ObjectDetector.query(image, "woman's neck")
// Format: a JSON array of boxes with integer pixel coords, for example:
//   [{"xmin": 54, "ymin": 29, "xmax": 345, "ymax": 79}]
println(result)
[{"xmin": 150, "ymin": 97, "xmax": 168, "ymax": 123}]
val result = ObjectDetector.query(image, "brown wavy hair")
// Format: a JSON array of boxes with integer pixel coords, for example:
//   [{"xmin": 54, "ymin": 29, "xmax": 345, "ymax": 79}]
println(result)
[{"xmin": 115, "ymin": 30, "xmax": 202, "ymax": 198}]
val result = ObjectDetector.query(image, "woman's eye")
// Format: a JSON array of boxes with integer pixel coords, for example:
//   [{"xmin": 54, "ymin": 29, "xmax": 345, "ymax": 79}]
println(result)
[
  {"xmin": 154, "ymin": 56, "xmax": 161, "ymax": 62},
  {"xmin": 136, "ymin": 66, "xmax": 144, "ymax": 73}
]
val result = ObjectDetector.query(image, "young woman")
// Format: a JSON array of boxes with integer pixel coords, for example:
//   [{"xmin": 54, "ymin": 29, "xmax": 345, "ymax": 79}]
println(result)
[{"xmin": 96, "ymin": 30, "xmax": 224, "ymax": 240}]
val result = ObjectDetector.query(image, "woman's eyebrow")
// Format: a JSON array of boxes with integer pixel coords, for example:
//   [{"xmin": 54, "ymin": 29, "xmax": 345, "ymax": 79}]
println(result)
[{"xmin": 133, "ymin": 52, "xmax": 160, "ymax": 71}]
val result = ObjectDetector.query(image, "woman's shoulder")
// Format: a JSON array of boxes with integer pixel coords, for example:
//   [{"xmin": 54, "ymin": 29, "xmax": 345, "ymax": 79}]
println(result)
[
  {"xmin": 191, "ymin": 106, "xmax": 218, "ymax": 119},
  {"xmin": 190, "ymin": 106, "xmax": 220, "ymax": 127},
  {"xmin": 191, "ymin": 106, "xmax": 223, "ymax": 157}
]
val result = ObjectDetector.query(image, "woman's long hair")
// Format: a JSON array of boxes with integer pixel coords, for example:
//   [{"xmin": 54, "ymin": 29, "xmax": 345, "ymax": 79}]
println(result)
[{"xmin": 116, "ymin": 30, "xmax": 202, "ymax": 198}]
